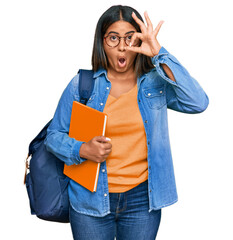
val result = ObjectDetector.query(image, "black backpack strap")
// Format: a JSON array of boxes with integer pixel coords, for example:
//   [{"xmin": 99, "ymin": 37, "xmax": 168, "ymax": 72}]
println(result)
[{"xmin": 78, "ymin": 69, "xmax": 94, "ymax": 105}]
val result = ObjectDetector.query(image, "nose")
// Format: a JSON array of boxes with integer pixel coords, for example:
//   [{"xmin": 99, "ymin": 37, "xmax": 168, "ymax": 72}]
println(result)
[{"xmin": 118, "ymin": 38, "xmax": 126, "ymax": 51}]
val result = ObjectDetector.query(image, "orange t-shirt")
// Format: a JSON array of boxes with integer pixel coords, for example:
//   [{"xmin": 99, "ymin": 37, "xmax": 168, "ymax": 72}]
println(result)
[{"xmin": 103, "ymin": 84, "xmax": 148, "ymax": 193}]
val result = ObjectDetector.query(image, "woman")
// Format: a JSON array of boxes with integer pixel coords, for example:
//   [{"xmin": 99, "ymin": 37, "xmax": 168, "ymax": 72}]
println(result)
[{"xmin": 45, "ymin": 5, "xmax": 209, "ymax": 240}]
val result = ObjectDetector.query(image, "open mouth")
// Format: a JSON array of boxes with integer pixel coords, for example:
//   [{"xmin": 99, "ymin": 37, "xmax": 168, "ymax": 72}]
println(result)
[{"xmin": 118, "ymin": 57, "xmax": 126, "ymax": 68}]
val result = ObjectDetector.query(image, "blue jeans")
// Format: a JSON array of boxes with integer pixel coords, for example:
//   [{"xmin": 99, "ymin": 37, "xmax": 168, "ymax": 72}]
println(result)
[{"xmin": 69, "ymin": 180, "xmax": 161, "ymax": 240}]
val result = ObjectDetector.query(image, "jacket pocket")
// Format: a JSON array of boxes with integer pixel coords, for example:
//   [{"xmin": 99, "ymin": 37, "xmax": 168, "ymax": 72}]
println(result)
[{"xmin": 143, "ymin": 85, "xmax": 166, "ymax": 109}]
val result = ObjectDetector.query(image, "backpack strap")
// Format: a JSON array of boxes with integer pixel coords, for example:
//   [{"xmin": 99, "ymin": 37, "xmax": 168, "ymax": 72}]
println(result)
[
  {"xmin": 78, "ymin": 69, "xmax": 94, "ymax": 105},
  {"xmin": 28, "ymin": 70, "xmax": 94, "ymax": 156},
  {"xmin": 28, "ymin": 120, "xmax": 52, "ymax": 156},
  {"xmin": 25, "ymin": 70, "xmax": 95, "ymax": 184},
  {"xmin": 24, "ymin": 69, "xmax": 94, "ymax": 184}
]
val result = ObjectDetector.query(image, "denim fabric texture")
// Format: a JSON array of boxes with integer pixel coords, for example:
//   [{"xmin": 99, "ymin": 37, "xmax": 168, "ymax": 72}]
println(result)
[
  {"xmin": 69, "ymin": 180, "xmax": 161, "ymax": 240},
  {"xmin": 44, "ymin": 47, "xmax": 209, "ymax": 217}
]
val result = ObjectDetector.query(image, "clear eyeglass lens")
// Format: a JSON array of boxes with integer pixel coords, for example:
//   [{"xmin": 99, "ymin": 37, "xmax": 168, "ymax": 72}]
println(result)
[
  {"xmin": 106, "ymin": 34, "xmax": 134, "ymax": 47},
  {"xmin": 106, "ymin": 35, "xmax": 119, "ymax": 47},
  {"xmin": 125, "ymin": 35, "xmax": 132, "ymax": 45}
]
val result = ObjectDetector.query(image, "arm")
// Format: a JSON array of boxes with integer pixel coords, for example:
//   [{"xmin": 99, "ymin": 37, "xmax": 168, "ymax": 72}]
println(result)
[
  {"xmin": 161, "ymin": 64, "xmax": 175, "ymax": 82},
  {"xmin": 44, "ymin": 74, "xmax": 112, "ymax": 165},
  {"xmin": 153, "ymin": 47, "xmax": 209, "ymax": 113},
  {"xmin": 126, "ymin": 11, "xmax": 209, "ymax": 113},
  {"xmin": 44, "ymin": 74, "xmax": 86, "ymax": 165}
]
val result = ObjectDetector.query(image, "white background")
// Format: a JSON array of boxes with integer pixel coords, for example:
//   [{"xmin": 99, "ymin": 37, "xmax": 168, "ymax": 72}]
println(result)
[{"xmin": 1, "ymin": 0, "xmax": 233, "ymax": 239}]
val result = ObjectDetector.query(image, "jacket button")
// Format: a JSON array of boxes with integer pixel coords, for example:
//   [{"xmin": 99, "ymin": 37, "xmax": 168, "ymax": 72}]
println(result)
[
  {"xmin": 145, "ymin": 120, "xmax": 148, "ymax": 123},
  {"xmin": 148, "ymin": 141, "xmax": 150, "ymax": 145},
  {"xmin": 102, "ymin": 169, "xmax": 105, "ymax": 173},
  {"xmin": 160, "ymin": 90, "xmax": 163, "ymax": 94},
  {"xmin": 100, "ymin": 103, "xmax": 104, "ymax": 106},
  {"xmin": 104, "ymin": 193, "xmax": 108, "ymax": 197},
  {"xmin": 148, "ymin": 93, "xmax": 151, "ymax": 96},
  {"xmin": 106, "ymin": 87, "xmax": 109, "ymax": 90}
]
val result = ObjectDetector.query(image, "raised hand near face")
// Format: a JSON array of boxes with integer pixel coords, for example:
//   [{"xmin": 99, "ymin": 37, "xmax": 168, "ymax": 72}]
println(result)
[{"xmin": 125, "ymin": 11, "xmax": 164, "ymax": 57}]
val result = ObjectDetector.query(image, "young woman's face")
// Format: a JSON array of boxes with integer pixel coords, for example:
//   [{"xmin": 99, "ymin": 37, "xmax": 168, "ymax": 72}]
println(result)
[{"xmin": 103, "ymin": 20, "xmax": 138, "ymax": 74}]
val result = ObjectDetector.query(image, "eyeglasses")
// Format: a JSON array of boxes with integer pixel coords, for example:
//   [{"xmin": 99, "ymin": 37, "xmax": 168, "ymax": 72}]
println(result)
[{"xmin": 104, "ymin": 33, "xmax": 140, "ymax": 48}]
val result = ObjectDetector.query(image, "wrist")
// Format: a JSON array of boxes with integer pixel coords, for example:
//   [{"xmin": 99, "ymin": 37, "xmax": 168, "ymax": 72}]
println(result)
[
  {"xmin": 79, "ymin": 143, "xmax": 87, "ymax": 159},
  {"xmin": 152, "ymin": 44, "xmax": 161, "ymax": 57}
]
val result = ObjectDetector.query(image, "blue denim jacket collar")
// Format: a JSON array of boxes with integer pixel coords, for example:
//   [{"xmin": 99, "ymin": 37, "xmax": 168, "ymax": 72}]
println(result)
[
  {"xmin": 93, "ymin": 67, "xmax": 147, "ymax": 86},
  {"xmin": 93, "ymin": 68, "xmax": 108, "ymax": 80}
]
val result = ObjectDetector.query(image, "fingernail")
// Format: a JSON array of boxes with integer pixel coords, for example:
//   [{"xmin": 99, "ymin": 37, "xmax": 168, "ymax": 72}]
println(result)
[
  {"xmin": 105, "ymin": 137, "xmax": 111, "ymax": 141},
  {"xmin": 129, "ymin": 42, "xmax": 132, "ymax": 47},
  {"xmin": 132, "ymin": 12, "xmax": 135, "ymax": 16}
]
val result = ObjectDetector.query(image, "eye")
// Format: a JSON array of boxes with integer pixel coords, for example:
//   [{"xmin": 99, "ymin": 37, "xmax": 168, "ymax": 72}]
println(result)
[
  {"xmin": 109, "ymin": 35, "xmax": 118, "ymax": 42},
  {"xmin": 126, "ymin": 35, "xmax": 133, "ymax": 41}
]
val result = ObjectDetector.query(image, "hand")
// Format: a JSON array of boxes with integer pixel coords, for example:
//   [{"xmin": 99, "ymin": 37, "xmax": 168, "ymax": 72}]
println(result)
[
  {"xmin": 125, "ymin": 11, "xmax": 164, "ymax": 57},
  {"xmin": 79, "ymin": 136, "xmax": 112, "ymax": 163}
]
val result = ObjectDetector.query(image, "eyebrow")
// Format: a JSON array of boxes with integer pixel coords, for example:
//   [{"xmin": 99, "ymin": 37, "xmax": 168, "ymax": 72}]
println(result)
[{"xmin": 108, "ymin": 30, "xmax": 135, "ymax": 35}]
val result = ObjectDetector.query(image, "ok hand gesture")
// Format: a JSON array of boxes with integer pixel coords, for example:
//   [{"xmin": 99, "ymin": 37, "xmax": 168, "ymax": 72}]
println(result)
[{"xmin": 126, "ymin": 11, "xmax": 164, "ymax": 57}]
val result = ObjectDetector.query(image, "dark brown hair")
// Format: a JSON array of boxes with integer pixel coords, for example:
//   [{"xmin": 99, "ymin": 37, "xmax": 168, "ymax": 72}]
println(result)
[{"xmin": 91, "ymin": 5, "xmax": 155, "ymax": 76}]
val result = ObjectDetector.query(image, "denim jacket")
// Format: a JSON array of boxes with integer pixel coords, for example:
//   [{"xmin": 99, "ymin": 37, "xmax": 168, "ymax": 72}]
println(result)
[{"xmin": 44, "ymin": 47, "xmax": 209, "ymax": 217}]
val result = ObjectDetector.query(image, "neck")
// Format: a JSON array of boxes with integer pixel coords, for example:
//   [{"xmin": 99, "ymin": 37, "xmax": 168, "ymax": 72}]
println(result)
[{"xmin": 107, "ymin": 67, "xmax": 137, "ymax": 85}]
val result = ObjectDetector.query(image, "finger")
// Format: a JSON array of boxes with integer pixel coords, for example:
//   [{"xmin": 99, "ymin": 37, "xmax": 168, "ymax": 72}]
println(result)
[
  {"xmin": 154, "ymin": 20, "xmax": 164, "ymax": 37},
  {"xmin": 144, "ymin": 11, "xmax": 153, "ymax": 31},
  {"xmin": 104, "ymin": 148, "xmax": 112, "ymax": 155},
  {"xmin": 103, "ymin": 142, "xmax": 112, "ymax": 150},
  {"xmin": 95, "ymin": 136, "xmax": 111, "ymax": 143},
  {"xmin": 100, "ymin": 149, "xmax": 112, "ymax": 160},
  {"xmin": 125, "ymin": 45, "xmax": 142, "ymax": 54},
  {"xmin": 132, "ymin": 12, "xmax": 146, "ymax": 33},
  {"xmin": 130, "ymin": 32, "xmax": 143, "ymax": 47}
]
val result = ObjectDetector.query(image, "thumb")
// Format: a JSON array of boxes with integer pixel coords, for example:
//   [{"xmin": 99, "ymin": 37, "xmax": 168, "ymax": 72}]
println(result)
[
  {"xmin": 94, "ymin": 136, "xmax": 111, "ymax": 143},
  {"xmin": 125, "ymin": 46, "xmax": 142, "ymax": 54}
]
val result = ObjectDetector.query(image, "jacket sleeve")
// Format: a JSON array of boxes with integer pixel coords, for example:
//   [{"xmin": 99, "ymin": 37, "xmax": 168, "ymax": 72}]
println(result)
[
  {"xmin": 44, "ymin": 74, "xmax": 86, "ymax": 165},
  {"xmin": 152, "ymin": 47, "xmax": 209, "ymax": 113}
]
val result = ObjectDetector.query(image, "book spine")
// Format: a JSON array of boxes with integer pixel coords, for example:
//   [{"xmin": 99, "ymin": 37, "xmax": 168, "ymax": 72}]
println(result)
[
  {"xmin": 102, "ymin": 115, "xmax": 107, "ymax": 136},
  {"xmin": 94, "ymin": 163, "xmax": 100, "ymax": 192},
  {"xmin": 93, "ymin": 115, "xmax": 107, "ymax": 192}
]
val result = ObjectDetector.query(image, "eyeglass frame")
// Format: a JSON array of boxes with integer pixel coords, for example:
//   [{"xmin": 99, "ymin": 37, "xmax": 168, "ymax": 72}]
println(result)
[{"xmin": 103, "ymin": 32, "xmax": 139, "ymax": 48}]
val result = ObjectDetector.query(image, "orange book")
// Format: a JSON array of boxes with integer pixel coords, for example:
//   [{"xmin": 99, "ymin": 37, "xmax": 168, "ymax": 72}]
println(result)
[{"xmin": 63, "ymin": 101, "xmax": 108, "ymax": 192}]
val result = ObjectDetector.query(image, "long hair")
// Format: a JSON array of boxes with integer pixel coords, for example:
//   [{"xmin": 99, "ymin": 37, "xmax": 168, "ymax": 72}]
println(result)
[{"xmin": 91, "ymin": 5, "xmax": 155, "ymax": 76}]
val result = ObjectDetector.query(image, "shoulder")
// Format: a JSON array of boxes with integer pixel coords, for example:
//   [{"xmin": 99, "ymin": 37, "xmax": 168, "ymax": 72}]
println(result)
[
  {"xmin": 66, "ymin": 73, "xmax": 80, "ymax": 90},
  {"xmin": 69, "ymin": 73, "xmax": 80, "ymax": 88},
  {"xmin": 59, "ymin": 73, "xmax": 80, "ymax": 99}
]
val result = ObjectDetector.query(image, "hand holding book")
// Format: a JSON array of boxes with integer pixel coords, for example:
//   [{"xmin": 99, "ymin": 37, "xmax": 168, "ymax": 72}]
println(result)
[
  {"xmin": 63, "ymin": 101, "xmax": 109, "ymax": 192},
  {"xmin": 79, "ymin": 136, "xmax": 112, "ymax": 163}
]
